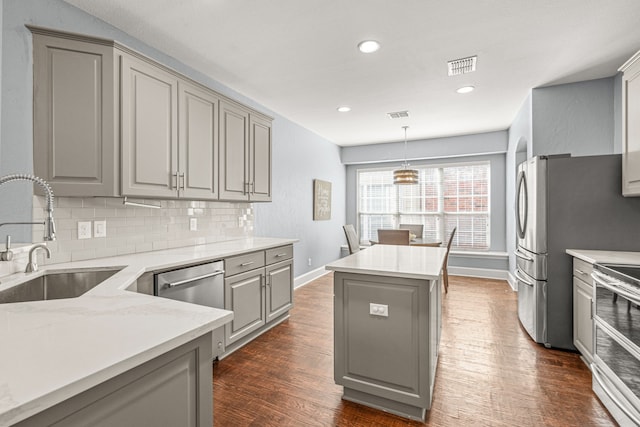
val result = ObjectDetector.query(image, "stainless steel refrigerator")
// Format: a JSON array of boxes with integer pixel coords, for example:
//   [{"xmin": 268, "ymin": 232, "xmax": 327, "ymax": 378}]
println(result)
[{"xmin": 515, "ymin": 154, "xmax": 640, "ymax": 350}]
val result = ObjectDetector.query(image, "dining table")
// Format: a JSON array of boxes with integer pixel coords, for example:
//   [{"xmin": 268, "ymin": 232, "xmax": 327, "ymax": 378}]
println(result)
[{"xmin": 369, "ymin": 237, "xmax": 442, "ymax": 247}]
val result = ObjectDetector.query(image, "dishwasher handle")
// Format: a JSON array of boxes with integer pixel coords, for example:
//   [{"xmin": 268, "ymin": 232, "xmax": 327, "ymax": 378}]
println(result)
[{"xmin": 166, "ymin": 270, "xmax": 225, "ymax": 288}]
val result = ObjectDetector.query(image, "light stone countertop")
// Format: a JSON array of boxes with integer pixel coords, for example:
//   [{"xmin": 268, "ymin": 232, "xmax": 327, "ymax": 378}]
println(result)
[
  {"xmin": 326, "ymin": 244, "xmax": 448, "ymax": 280},
  {"xmin": 0, "ymin": 236, "xmax": 297, "ymax": 426},
  {"xmin": 566, "ymin": 249, "xmax": 640, "ymax": 265}
]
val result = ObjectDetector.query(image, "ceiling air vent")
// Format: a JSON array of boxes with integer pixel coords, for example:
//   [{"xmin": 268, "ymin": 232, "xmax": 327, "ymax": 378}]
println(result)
[
  {"xmin": 387, "ymin": 110, "xmax": 409, "ymax": 119},
  {"xmin": 447, "ymin": 55, "xmax": 477, "ymax": 76}
]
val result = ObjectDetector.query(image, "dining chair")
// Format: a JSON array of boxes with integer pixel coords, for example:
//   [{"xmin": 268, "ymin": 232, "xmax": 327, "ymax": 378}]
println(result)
[
  {"xmin": 398, "ymin": 224, "xmax": 424, "ymax": 238},
  {"xmin": 442, "ymin": 227, "xmax": 457, "ymax": 293},
  {"xmin": 343, "ymin": 224, "xmax": 360, "ymax": 254},
  {"xmin": 377, "ymin": 229, "xmax": 410, "ymax": 245}
]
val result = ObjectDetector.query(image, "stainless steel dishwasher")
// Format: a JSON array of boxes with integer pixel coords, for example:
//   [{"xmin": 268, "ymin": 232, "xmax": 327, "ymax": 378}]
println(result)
[
  {"xmin": 154, "ymin": 260, "xmax": 225, "ymax": 308},
  {"xmin": 154, "ymin": 260, "xmax": 226, "ymax": 359}
]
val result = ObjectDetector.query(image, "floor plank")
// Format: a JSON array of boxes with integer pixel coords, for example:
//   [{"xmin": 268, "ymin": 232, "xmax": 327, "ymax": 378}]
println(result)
[{"xmin": 213, "ymin": 273, "xmax": 616, "ymax": 426}]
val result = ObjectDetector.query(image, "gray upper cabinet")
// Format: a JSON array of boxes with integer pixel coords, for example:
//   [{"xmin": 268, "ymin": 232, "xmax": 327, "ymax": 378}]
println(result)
[
  {"xmin": 621, "ymin": 49, "xmax": 640, "ymax": 196},
  {"xmin": 179, "ymin": 82, "xmax": 219, "ymax": 200},
  {"xmin": 121, "ymin": 54, "xmax": 179, "ymax": 198},
  {"xmin": 220, "ymin": 101, "xmax": 272, "ymax": 202},
  {"xmin": 32, "ymin": 29, "xmax": 120, "ymax": 197},
  {"xmin": 30, "ymin": 26, "xmax": 271, "ymax": 202}
]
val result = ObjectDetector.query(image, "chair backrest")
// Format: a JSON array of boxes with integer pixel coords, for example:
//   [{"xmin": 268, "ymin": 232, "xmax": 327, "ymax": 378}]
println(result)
[
  {"xmin": 377, "ymin": 229, "xmax": 410, "ymax": 245},
  {"xmin": 398, "ymin": 224, "xmax": 424, "ymax": 238},
  {"xmin": 444, "ymin": 227, "xmax": 457, "ymax": 263},
  {"xmin": 343, "ymin": 224, "xmax": 360, "ymax": 254}
]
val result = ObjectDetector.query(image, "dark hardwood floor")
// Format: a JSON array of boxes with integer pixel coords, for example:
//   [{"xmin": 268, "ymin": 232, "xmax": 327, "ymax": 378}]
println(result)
[{"xmin": 213, "ymin": 273, "xmax": 616, "ymax": 426}]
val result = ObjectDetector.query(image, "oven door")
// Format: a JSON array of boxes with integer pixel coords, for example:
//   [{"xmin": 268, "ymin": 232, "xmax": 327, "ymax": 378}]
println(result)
[{"xmin": 592, "ymin": 271, "xmax": 640, "ymax": 426}]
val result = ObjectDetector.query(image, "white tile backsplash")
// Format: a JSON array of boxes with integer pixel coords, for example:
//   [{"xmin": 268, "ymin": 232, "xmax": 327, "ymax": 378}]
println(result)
[{"xmin": 31, "ymin": 196, "xmax": 254, "ymax": 266}]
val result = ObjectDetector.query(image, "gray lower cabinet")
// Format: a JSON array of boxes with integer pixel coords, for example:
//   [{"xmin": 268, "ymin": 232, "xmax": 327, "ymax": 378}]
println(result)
[
  {"xmin": 333, "ymin": 271, "xmax": 440, "ymax": 421},
  {"xmin": 16, "ymin": 333, "xmax": 213, "ymax": 427},
  {"xmin": 30, "ymin": 26, "xmax": 270, "ymax": 202},
  {"xmin": 223, "ymin": 245, "xmax": 293, "ymax": 353},
  {"xmin": 572, "ymin": 258, "xmax": 594, "ymax": 366}
]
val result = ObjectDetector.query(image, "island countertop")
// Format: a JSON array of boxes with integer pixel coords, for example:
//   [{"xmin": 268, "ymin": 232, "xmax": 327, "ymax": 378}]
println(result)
[
  {"xmin": 326, "ymin": 244, "xmax": 448, "ymax": 280},
  {"xmin": 566, "ymin": 249, "xmax": 640, "ymax": 266},
  {"xmin": 0, "ymin": 236, "xmax": 296, "ymax": 426}
]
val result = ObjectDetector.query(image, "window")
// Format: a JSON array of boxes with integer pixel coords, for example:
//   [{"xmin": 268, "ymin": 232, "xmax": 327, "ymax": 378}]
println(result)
[{"xmin": 358, "ymin": 162, "xmax": 490, "ymax": 250}]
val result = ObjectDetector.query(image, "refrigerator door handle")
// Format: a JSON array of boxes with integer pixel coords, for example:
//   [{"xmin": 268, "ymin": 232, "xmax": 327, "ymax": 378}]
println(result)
[
  {"xmin": 516, "ymin": 170, "xmax": 528, "ymax": 239},
  {"xmin": 515, "ymin": 269, "xmax": 535, "ymax": 287},
  {"xmin": 514, "ymin": 249, "xmax": 533, "ymax": 262}
]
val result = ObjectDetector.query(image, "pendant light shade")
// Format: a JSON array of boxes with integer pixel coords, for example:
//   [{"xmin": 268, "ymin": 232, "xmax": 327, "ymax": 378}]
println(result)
[{"xmin": 393, "ymin": 126, "xmax": 419, "ymax": 185}]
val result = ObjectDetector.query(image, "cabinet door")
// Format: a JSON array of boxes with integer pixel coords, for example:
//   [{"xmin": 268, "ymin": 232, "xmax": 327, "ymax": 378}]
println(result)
[
  {"xmin": 265, "ymin": 259, "xmax": 293, "ymax": 322},
  {"xmin": 622, "ymin": 52, "xmax": 640, "ymax": 196},
  {"xmin": 224, "ymin": 269, "xmax": 265, "ymax": 345},
  {"xmin": 249, "ymin": 115, "xmax": 272, "ymax": 202},
  {"xmin": 219, "ymin": 101, "xmax": 249, "ymax": 201},
  {"xmin": 32, "ymin": 33, "xmax": 118, "ymax": 196},
  {"xmin": 121, "ymin": 54, "xmax": 178, "ymax": 198},
  {"xmin": 178, "ymin": 82, "xmax": 219, "ymax": 200},
  {"xmin": 573, "ymin": 276, "xmax": 594, "ymax": 364}
]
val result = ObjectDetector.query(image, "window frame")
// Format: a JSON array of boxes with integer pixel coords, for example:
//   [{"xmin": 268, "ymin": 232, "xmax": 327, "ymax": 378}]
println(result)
[{"xmin": 356, "ymin": 160, "xmax": 491, "ymax": 250}]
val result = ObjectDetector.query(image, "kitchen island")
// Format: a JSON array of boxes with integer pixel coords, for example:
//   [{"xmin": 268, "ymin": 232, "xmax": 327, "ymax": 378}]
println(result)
[
  {"xmin": 0, "ymin": 237, "xmax": 295, "ymax": 426},
  {"xmin": 326, "ymin": 244, "xmax": 447, "ymax": 421}
]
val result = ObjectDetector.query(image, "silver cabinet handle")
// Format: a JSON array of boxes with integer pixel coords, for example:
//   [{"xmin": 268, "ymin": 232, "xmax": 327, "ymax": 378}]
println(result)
[
  {"xmin": 575, "ymin": 269, "xmax": 586, "ymax": 275},
  {"xmin": 591, "ymin": 272, "xmax": 640, "ymax": 306},
  {"xmin": 275, "ymin": 253, "xmax": 288, "ymax": 258},
  {"xmin": 166, "ymin": 270, "xmax": 225, "ymax": 288},
  {"xmin": 592, "ymin": 363, "xmax": 640, "ymax": 426},
  {"xmin": 172, "ymin": 172, "xmax": 178, "ymax": 189},
  {"xmin": 515, "ymin": 270, "xmax": 534, "ymax": 287},
  {"xmin": 180, "ymin": 172, "xmax": 186, "ymax": 190},
  {"xmin": 240, "ymin": 261, "xmax": 254, "ymax": 267},
  {"xmin": 514, "ymin": 249, "xmax": 533, "ymax": 262}
]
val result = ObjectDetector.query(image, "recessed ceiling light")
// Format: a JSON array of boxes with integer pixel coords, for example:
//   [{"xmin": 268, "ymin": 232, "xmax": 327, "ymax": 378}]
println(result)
[
  {"xmin": 456, "ymin": 86, "xmax": 475, "ymax": 94},
  {"xmin": 337, "ymin": 106, "xmax": 351, "ymax": 113},
  {"xmin": 357, "ymin": 40, "xmax": 380, "ymax": 54}
]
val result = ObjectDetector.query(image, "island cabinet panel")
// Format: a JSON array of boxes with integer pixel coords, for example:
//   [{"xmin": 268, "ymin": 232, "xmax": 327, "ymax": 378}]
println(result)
[
  {"xmin": 333, "ymin": 272, "xmax": 438, "ymax": 422},
  {"xmin": 32, "ymin": 32, "xmax": 119, "ymax": 196},
  {"xmin": 572, "ymin": 257, "xmax": 594, "ymax": 366},
  {"xmin": 16, "ymin": 333, "xmax": 212, "ymax": 427}
]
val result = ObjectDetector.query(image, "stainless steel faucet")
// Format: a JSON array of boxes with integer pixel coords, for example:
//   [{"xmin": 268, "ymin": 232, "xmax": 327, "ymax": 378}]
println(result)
[
  {"xmin": 25, "ymin": 244, "xmax": 51, "ymax": 273},
  {"xmin": 0, "ymin": 174, "xmax": 56, "ymax": 243}
]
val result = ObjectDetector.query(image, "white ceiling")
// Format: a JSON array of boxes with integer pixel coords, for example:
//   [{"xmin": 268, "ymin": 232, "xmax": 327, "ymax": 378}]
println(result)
[{"xmin": 63, "ymin": 0, "xmax": 640, "ymax": 146}]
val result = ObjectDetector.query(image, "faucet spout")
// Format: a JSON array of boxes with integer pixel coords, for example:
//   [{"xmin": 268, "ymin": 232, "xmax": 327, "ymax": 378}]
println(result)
[
  {"xmin": 0, "ymin": 174, "xmax": 56, "ymax": 241},
  {"xmin": 25, "ymin": 244, "xmax": 51, "ymax": 273}
]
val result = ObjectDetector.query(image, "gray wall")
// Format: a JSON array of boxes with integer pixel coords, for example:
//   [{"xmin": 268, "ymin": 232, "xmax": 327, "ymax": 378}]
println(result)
[
  {"xmin": 0, "ymin": 0, "xmax": 345, "ymax": 277},
  {"xmin": 343, "ymin": 131, "xmax": 508, "ymax": 271},
  {"xmin": 253, "ymin": 120, "xmax": 345, "ymax": 276},
  {"xmin": 506, "ymin": 77, "xmax": 619, "ymax": 277},
  {"xmin": 531, "ymin": 77, "xmax": 615, "ymax": 156}
]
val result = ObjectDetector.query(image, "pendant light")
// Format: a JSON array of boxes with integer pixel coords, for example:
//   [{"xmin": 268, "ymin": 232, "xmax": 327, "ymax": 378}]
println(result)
[{"xmin": 393, "ymin": 126, "xmax": 419, "ymax": 185}]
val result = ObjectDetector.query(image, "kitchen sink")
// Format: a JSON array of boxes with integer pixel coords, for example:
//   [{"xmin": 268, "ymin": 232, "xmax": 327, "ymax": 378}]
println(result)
[{"xmin": 0, "ymin": 268, "xmax": 121, "ymax": 304}]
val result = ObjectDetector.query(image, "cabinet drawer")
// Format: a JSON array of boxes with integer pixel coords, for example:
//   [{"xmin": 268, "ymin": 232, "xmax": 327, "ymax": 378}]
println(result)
[
  {"xmin": 573, "ymin": 258, "xmax": 593, "ymax": 284},
  {"xmin": 225, "ymin": 251, "xmax": 265, "ymax": 277},
  {"xmin": 266, "ymin": 245, "xmax": 293, "ymax": 265}
]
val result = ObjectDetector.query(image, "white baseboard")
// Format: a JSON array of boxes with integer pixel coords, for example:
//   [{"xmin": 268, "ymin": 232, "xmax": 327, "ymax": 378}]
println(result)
[
  {"xmin": 506, "ymin": 271, "xmax": 517, "ymax": 291},
  {"xmin": 294, "ymin": 266, "xmax": 330, "ymax": 289},
  {"xmin": 448, "ymin": 266, "xmax": 510, "ymax": 282}
]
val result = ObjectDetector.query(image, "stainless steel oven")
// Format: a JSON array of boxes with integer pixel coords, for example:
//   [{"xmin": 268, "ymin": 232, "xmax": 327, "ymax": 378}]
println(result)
[{"xmin": 591, "ymin": 265, "xmax": 640, "ymax": 426}]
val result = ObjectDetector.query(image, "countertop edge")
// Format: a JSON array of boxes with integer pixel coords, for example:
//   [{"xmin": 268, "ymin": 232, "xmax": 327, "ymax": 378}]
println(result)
[{"xmin": 566, "ymin": 249, "xmax": 640, "ymax": 265}]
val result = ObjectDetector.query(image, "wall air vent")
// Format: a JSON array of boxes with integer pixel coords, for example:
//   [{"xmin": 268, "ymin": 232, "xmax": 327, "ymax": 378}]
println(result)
[
  {"xmin": 387, "ymin": 110, "xmax": 410, "ymax": 119},
  {"xmin": 447, "ymin": 55, "xmax": 477, "ymax": 76}
]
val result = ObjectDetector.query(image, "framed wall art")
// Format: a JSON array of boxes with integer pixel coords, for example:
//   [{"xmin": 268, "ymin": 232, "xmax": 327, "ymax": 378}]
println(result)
[{"xmin": 313, "ymin": 179, "xmax": 332, "ymax": 220}]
